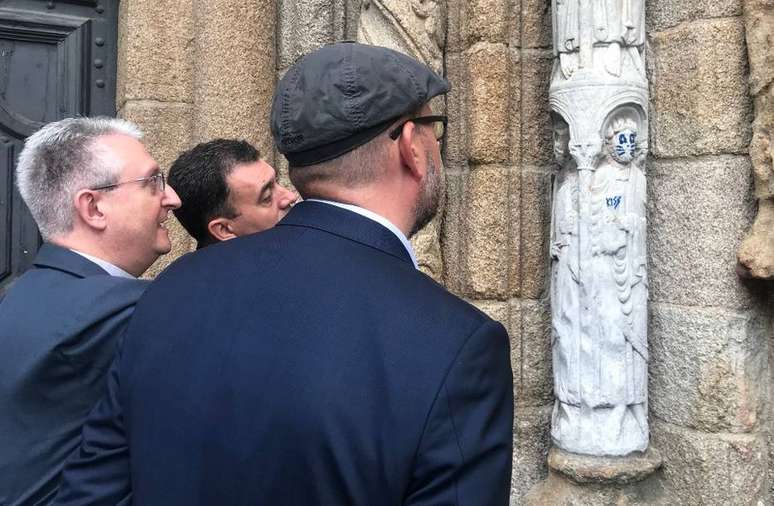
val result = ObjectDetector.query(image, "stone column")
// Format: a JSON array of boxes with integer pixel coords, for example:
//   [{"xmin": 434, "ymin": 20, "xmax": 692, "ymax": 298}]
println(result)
[
  {"xmin": 192, "ymin": 0, "xmax": 277, "ymax": 160},
  {"xmin": 528, "ymin": 0, "xmax": 663, "ymax": 501}
]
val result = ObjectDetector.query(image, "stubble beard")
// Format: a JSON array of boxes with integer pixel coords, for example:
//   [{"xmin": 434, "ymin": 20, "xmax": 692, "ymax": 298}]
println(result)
[{"xmin": 409, "ymin": 150, "xmax": 445, "ymax": 238}]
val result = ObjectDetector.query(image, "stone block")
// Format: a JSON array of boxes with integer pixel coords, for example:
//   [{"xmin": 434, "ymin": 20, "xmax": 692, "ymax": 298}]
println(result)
[
  {"xmin": 117, "ymin": 0, "xmax": 194, "ymax": 106},
  {"xmin": 517, "ymin": 50, "xmax": 553, "ymax": 168},
  {"xmin": 510, "ymin": 405, "xmax": 552, "ymax": 505},
  {"xmin": 510, "ymin": 299, "xmax": 553, "ymax": 406},
  {"xmin": 471, "ymin": 300, "xmax": 510, "ymax": 326},
  {"xmin": 193, "ymin": 0, "xmax": 277, "ymax": 158},
  {"xmin": 444, "ymin": 51, "xmax": 470, "ymax": 168},
  {"xmin": 410, "ymin": 215, "xmax": 443, "ymax": 282},
  {"xmin": 744, "ymin": 7, "xmax": 774, "ymax": 95},
  {"xmin": 517, "ymin": 169, "xmax": 551, "ymax": 299},
  {"xmin": 649, "ymin": 303, "xmax": 768, "ymax": 433},
  {"xmin": 441, "ymin": 171, "xmax": 465, "ymax": 294},
  {"xmin": 465, "ymin": 43, "xmax": 511, "ymax": 165},
  {"xmin": 120, "ymin": 101, "xmax": 196, "ymax": 275},
  {"xmin": 738, "ymin": 11, "xmax": 774, "ymax": 278},
  {"xmin": 651, "ymin": 421, "xmax": 769, "ymax": 505},
  {"xmin": 649, "ymin": 18, "xmax": 752, "ymax": 158},
  {"xmin": 648, "ymin": 155, "xmax": 755, "ymax": 309},
  {"xmin": 459, "ymin": 165, "xmax": 515, "ymax": 299},
  {"xmin": 646, "ymin": 0, "xmax": 742, "ymax": 31},
  {"xmin": 278, "ymin": 0, "xmax": 337, "ymax": 70},
  {"xmin": 515, "ymin": 0, "xmax": 552, "ymax": 49},
  {"xmin": 461, "ymin": 0, "xmax": 509, "ymax": 46}
]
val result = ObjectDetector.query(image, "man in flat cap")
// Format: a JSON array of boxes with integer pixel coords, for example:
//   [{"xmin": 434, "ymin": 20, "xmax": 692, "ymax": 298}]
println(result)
[{"xmin": 57, "ymin": 42, "xmax": 513, "ymax": 505}]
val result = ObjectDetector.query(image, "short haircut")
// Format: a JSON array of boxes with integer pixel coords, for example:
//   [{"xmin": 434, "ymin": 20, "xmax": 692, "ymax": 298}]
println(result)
[
  {"xmin": 289, "ymin": 108, "xmax": 425, "ymax": 198},
  {"xmin": 289, "ymin": 130, "xmax": 391, "ymax": 199},
  {"xmin": 168, "ymin": 139, "xmax": 260, "ymax": 247},
  {"xmin": 16, "ymin": 116, "xmax": 142, "ymax": 240}
]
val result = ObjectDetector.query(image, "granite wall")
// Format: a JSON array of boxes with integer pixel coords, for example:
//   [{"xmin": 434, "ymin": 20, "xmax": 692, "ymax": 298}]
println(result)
[{"xmin": 117, "ymin": 0, "xmax": 772, "ymax": 503}]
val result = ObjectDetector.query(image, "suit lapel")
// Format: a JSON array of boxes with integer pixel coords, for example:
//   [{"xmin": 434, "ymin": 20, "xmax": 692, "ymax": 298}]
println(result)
[
  {"xmin": 278, "ymin": 201, "xmax": 414, "ymax": 266},
  {"xmin": 33, "ymin": 244, "xmax": 111, "ymax": 278}
]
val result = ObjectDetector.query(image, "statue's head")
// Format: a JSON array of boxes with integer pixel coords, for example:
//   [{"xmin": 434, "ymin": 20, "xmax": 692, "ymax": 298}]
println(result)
[{"xmin": 606, "ymin": 118, "xmax": 638, "ymax": 164}]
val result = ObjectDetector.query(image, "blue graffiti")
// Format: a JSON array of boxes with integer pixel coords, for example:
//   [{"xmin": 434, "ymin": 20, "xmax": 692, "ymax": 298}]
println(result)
[{"xmin": 606, "ymin": 195, "xmax": 622, "ymax": 210}]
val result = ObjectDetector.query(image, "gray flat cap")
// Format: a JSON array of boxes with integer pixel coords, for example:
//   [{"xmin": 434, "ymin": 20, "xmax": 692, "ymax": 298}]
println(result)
[{"xmin": 271, "ymin": 41, "xmax": 450, "ymax": 167}]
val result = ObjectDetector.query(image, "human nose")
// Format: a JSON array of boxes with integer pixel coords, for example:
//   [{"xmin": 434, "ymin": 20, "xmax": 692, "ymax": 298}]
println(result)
[
  {"xmin": 278, "ymin": 184, "xmax": 298, "ymax": 210},
  {"xmin": 163, "ymin": 183, "xmax": 182, "ymax": 210}
]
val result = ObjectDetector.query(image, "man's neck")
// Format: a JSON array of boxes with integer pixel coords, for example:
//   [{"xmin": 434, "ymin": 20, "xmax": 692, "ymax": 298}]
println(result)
[
  {"xmin": 49, "ymin": 235, "xmax": 142, "ymax": 278},
  {"xmin": 305, "ymin": 187, "xmax": 414, "ymax": 237}
]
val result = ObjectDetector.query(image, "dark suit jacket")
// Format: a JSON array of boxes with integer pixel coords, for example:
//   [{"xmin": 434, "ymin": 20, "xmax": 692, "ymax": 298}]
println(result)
[
  {"xmin": 0, "ymin": 244, "xmax": 147, "ymax": 506},
  {"xmin": 56, "ymin": 201, "xmax": 514, "ymax": 505}
]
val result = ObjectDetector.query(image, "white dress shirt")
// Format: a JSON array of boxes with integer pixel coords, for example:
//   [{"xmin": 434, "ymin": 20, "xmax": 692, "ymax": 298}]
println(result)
[
  {"xmin": 306, "ymin": 199, "xmax": 418, "ymax": 269},
  {"xmin": 70, "ymin": 249, "xmax": 136, "ymax": 279}
]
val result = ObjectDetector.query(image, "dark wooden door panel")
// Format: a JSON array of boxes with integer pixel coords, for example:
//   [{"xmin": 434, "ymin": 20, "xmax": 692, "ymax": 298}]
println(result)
[{"xmin": 0, "ymin": 0, "xmax": 117, "ymax": 291}]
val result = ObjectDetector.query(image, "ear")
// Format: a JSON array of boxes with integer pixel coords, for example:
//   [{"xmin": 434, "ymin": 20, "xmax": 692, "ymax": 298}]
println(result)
[
  {"xmin": 73, "ymin": 189, "xmax": 107, "ymax": 231},
  {"xmin": 207, "ymin": 217, "xmax": 237, "ymax": 242},
  {"xmin": 396, "ymin": 120, "xmax": 425, "ymax": 182}
]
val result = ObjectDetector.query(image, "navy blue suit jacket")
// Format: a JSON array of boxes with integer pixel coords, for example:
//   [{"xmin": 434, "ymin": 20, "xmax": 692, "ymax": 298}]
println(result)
[
  {"xmin": 56, "ymin": 202, "xmax": 513, "ymax": 505},
  {"xmin": 0, "ymin": 244, "xmax": 147, "ymax": 505}
]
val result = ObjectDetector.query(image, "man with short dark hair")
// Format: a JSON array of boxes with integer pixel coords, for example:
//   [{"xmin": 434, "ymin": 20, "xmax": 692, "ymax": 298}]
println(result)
[
  {"xmin": 58, "ymin": 42, "xmax": 513, "ymax": 505},
  {"xmin": 168, "ymin": 139, "xmax": 297, "ymax": 249},
  {"xmin": 0, "ymin": 117, "xmax": 181, "ymax": 505}
]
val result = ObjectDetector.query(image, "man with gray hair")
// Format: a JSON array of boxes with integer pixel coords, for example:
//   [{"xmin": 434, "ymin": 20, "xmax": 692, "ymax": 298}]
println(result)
[{"xmin": 0, "ymin": 117, "xmax": 181, "ymax": 505}]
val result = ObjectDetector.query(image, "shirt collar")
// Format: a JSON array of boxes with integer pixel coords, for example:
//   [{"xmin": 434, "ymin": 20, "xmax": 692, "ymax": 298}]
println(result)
[
  {"xmin": 305, "ymin": 199, "xmax": 418, "ymax": 269},
  {"xmin": 69, "ymin": 249, "xmax": 136, "ymax": 279}
]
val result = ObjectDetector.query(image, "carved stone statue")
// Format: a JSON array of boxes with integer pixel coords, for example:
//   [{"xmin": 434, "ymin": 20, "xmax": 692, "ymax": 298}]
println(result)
[
  {"xmin": 553, "ymin": 0, "xmax": 645, "ymax": 78},
  {"xmin": 549, "ymin": 0, "xmax": 650, "ymax": 457},
  {"xmin": 357, "ymin": 0, "xmax": 446, "ymax": 280},
  {"xmin": 550, "ymin": 110, "xmax": 648, "ymax": 456}
]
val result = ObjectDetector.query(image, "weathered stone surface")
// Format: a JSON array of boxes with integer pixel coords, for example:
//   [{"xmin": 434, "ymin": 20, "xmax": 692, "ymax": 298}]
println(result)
[
  {"xmin": 516, "ymin": 0, "xmax": 552, "ymax": 49},
  {"xmin": 465, "ymin": 43, "xmax": 511, "ymax": 165},
  {"xmin": 278, "ymin": 0, "xmax": 337, "ymax": 70},
  {"xmin": 441, "ymin": 171, "xmax": 465, "ymax": 294},
  {"xmin": 525, "ymin": 471, "xmax": 673, "ymax": 505},
  {"xmin": 517, "ymin": 169, "xmax": 551, "ymax": 299},
  {"xmin": 192, "ymin": 0, "xmax": 277, "ymax": 159},
  {"xmin": 651, "ymin": 421, "xmax": 769, "ymax": 505},
  {"xmin": 649, "ymin": 18, "xmax": 752, "ymax": 158},
  {"xmin": 646, "ymin": 0, "xmax": 742, "ymax": 32},
  {"xmin": 648, "ymin": 155, "xmax": 755, "ymax": 309},
  {"xmin": 743, "ymin": 4, "xmax": 774, "ymax": 96},
  {"xmin": 117, "ymin": 0, "xmax": 194, "ymax": 106},
  {"xmin": 548, "ymin": 447, "xmax": 662, "ymax": 485},
  {"xmin": 511, "ymin": 405, "xmax": 552, "ymax": 505},
  {"xmin": 444, "ymin": 51, "xmax": 469, "ymax": 168},
  {"xmin": 517, "ymin": 50, "xmax": 553, "ymax": 167},
  {"xmin": 738, "ymin": 196, "xmax": 774, "ymax": 278},
  {"xmin": 471, "ymin": 300, "xmax": 510, "ymax": 325},
  {"xmin": 120, "ymin": 101, "xmax": 196, "ymax": 276},
  {"xmin": 737, "ymin": 5, "xmax": 774, "ymax": 278},
  {"xmin": 459, "ymin": 165, "xmax": 513, "ymax": 299},
  {"xmin": 510, "ymin": 298, "xmax": 552, "ymax": 407},
  {"xmin": 461, "ymin": 0, "xmax": 508, "ymax": 46},
  {"xmin": 411, "ymin": 217, "xmax": 444, "ymax": 282},
  {"xmin": 650, "ymin": 303, "xmax": 768, "ymax": 433}
]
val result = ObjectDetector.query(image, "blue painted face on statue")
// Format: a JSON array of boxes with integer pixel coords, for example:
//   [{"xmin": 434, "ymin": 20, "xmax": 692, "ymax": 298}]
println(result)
[{"xmin": 610, "ymin": 128, "xmax": 637, "ymax": 164}]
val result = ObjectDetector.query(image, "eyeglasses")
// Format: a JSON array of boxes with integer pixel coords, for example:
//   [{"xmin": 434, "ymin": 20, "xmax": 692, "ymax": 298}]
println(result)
[
  {"xmin": 389, "ymin": 115, "xmax": 448, "ymax": 142},
  {"xmin": 90, "ymin": 172, "xmax": 166, "ymax": 193}
]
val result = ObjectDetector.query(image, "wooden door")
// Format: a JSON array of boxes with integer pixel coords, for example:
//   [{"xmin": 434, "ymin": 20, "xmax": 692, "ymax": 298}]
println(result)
[{"xmin": 0, "ymin": 0, "xmax": 118, "ymax": 291}]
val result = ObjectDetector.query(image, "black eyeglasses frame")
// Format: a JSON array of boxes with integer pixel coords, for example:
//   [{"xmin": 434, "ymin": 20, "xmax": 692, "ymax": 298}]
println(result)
[{"xmin": 388, "ymin": 115, "xmax": 448, "ymax": 141}]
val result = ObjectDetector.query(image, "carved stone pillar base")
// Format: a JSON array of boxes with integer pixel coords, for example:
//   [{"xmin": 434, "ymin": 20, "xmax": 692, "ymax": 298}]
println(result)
[{"xmin": 524, "ymin": 447, "xmax": 672, "ymax": 505}]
